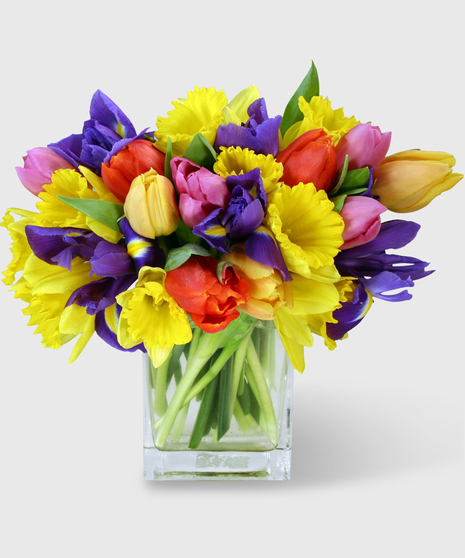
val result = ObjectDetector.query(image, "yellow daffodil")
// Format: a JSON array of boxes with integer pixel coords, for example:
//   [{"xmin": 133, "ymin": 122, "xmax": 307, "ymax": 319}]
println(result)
[
  {"xmin": 214, "ymin": 146, "xmax": 283, "ymax": 196},
  {"xmin": 281, "ymin": 95, "xmax": 359, "ymax": 150},
  {"xmin": 273, "ymin": 273, "xmax": 341, "ymax": 372},
  {"xmin": 36, "ymin": 168, "xmax": 122, "ymax": 242},
  {"xmin": 155, "ymin": 87, "xmax": 228, "ymax": 157},
  {"xmin": 116, "ymin": 267, "xmax": 192, "ymax": 367},
  {"xmin": 265, "ymin": 183, "xmax": 344, "ymax": 279}
]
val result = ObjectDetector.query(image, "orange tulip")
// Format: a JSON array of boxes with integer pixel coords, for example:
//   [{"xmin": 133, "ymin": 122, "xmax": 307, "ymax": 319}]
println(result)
[{"xmin": 276, "ymin": 129, "xmax": 337, "ymax": 191}]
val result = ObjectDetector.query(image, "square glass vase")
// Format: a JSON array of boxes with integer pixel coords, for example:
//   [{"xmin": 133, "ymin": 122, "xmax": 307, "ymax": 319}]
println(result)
[{"xmin": 143, "ymin": 321, "xmax": 293, "ymax": 481}]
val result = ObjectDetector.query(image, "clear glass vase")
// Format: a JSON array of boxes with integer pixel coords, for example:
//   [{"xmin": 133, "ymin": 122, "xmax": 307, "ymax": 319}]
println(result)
[{"xmin": 143, "ymin": 320, "xmax": 293, "ymax": 480}]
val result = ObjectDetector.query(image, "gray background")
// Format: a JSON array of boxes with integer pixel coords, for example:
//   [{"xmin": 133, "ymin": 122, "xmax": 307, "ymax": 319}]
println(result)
[{"xmin": 1, "ymin": 1, "xmax": 463, "ymax": 556}]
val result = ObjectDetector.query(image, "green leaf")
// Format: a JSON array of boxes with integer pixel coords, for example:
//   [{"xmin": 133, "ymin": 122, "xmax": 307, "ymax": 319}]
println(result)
[
  {"xmin": 329, "ymin": 155, "xmax": 349, "ymax": 197},
  {"xmin": 174, "ymin": 219, "xmax": 202, "ymax": 246},
  {"xmin": 182, "ymin": 133, "xmax": 217, "ymax": 170},
  {"xmin": 217, "ymin": 359, "xmax": 233, "ymax": 441},
  {"xmin": 164, "ymin": 136, "xmax": 173, "ymax": 182},
  {"xmin": 164, "ymin": 243, "xmax": 211, "ymax": 272},
  {"xmin": 280, "ymin": 61, "xmax": 319, "ymax": 137},
  {"xmin": 188, "ymin": 373, "xmax": 219, "ymax": 449},
  {"xmin": 56, "ymin": 197, "xmax": 124, "ymax": 233},
  {"xmin": 331, "ymin": 194, "xmax": 347, "ymax": 213},
  {"xmin": 337, "ymin": 167, "xmax": 371, "ymax": 196}
]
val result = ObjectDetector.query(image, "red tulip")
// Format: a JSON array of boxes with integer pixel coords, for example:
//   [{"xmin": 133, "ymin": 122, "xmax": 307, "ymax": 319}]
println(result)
[
  {"xmin": 101, "ymin": 139, "xmax": 165, "ymax": 202},
  {"xmin": 276, "ymin": 129, "xmax": 337, "ymax": 192},
  {"xmin": 165, "ymin": 256, "xmax": 250, "ymax": 333}
]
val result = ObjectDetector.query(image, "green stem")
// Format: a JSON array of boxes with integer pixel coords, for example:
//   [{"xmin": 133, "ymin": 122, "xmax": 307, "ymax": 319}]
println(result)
[
  {"xmin": 188, "ymin": 374, "xmax": 219, "ymax": 449},
  {"xmin": 154, "ymin": 353, "xmax": 171, "ymax": 416},
  {"xmin": 229, "ymin": 330, "xmax": 252, "ymax": 418},
  {"xmin": 181, "ymin": 340, "xmax": 241, "ymax": 407},
  {"xmin": 246, "ymin": 338, "xmax": 278, "ymax": 446},
  {"xmin": 155, "ymin": 332, "xmax": 222, "ymax": 448},
  {"xmin": 233, "ymin": 399, "xmax": 257, "ymax": 434},
  {"xmin": 217, "ymin": 359, "xmax": 233, "ymax": 440}
]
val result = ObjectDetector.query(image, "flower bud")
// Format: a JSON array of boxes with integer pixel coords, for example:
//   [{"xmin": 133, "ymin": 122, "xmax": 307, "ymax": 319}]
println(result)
[
  {"xmin": 124, "ymin": 169, "xmax": 179, "ymax": 238},
  {"xmin": 276, "ymin": 129, "xmax": 337, "ymax": 191},
  {"xmin": 170, "ymin": 157, "xmax": 230, "ymax": 227},
  {"xmin": 335, "ymin": 123, "xmax": 391, "ymax": 171},
  {"xmin": 339, "ymin": 196, "xmax": 386, "ymax": 249},
  {"xmin": 101, "ymin": 139, "xmax": 165, "ymax": 202},
  {"xmin": 372, "ymin": 150, "xmax": 463, "ymax": 212},
  {"xmin": 15, "ymin": 147, "xmax": 74, "ymax": 195}
]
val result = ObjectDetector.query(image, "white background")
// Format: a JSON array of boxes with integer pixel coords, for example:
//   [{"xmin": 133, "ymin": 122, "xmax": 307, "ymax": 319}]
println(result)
[{"xmin": 1, "ymin": 1, "xmax": 463, "ymax": 556}]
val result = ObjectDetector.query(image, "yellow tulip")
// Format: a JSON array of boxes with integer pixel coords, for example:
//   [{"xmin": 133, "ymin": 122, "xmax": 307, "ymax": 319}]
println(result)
[
  {"xmin": 124, "ymin": 169, "xmax": 180, "ymax": 238},
  {"xmin": 372, "ymin": 150, "xmax": 463, "ymax": 212}
]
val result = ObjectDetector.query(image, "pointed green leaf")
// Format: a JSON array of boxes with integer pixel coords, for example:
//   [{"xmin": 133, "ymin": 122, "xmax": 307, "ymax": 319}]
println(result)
[
  {"xmin": 280, "ymin": 62, "xmax": 319, "ymax": 136},
  {"xmin": 182, "ymin": 133, "xmax": 217, "ymax": 170},
  {"xmin": 337, "ymin": 167, "xmax": 371, "ymax": 196},
  {"xmin": 56, "ymin": 197, "xmax": 124, "ymax": 232},
  {"xmin": 331, "ymin": 194, "xmax": 347, "ymax": 214},
  {"xmin": 164, "ymin": 136, "xmax": 173, "ymax": 182},
  {"xmin": 164, "ymin": 243, "xmax": 211, "ymax": 272},
  {"xmin": 329, "ymin": 155, "xmax": 350, "ymax": 197}
]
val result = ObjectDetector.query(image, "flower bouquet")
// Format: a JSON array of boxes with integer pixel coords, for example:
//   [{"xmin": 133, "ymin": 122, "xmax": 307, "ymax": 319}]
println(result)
[{"xmin": 3, "ymin": 62, "xmax": 462, "ymax": 480}]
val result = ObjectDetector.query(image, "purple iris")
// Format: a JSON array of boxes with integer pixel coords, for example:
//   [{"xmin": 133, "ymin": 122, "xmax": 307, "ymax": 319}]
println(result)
[
  {"xmin": 335, "ymin": 220, "xmax": 433, "ymax": 302},
  {"xmin": 326, "ymin": 284, "xmax": 371, "ymax": 340},
  {"xmin": 25, "ymin": 219, "xmax": 165, "ymax": 352},
  {"xmin": 193, "ymin": 168, "xmax": 291, "ymax": 280},
  {"xmin": 214, "ymin": 98, "xmax": 282, "ymax": 156},
  {"xmin": 48, "ymin": 90, "xmax": 146, "ymax": 174}
]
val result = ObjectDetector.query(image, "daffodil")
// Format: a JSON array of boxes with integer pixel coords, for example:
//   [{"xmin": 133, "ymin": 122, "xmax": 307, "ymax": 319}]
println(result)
[
  {"xmin": 116, "ymin": 267, "xmax": 192, "ymax": 367},
  {"xmin": 281, "ymin": 95, "xmax": 359, "ymax": 150},
  {"xmin": 273, "ymin": 273, "xmax": 341, "ymax": 371},
  {"xmin": 214, "ymin": 146, "xmax": 283, "ymax": 196},
  {"xmin": 155, "ymin": 87, "xmax": 228, "ymax": 157},
  {"xmin": 265, "ymin": 183, "xmax": 344, "ymax": 280},
  {"xmin": 221, "ymin": 85, "xmax": 261, "ymax": 125},
  {"xmin": 36, "ymin": 167, "xmax": 122, "ymax": 243}
]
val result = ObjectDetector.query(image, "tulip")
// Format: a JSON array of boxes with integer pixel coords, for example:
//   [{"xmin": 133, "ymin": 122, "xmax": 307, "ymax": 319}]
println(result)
[
  {"xmin": 165, "ymin": 255, "xmax": 250, "ymax": 333},
  {"xmin": 124, "ymin": 169, "xmax": 179, "ymax": 239},
  {"xmin": 335, "ymin": 123, "xmax": 391, "ymax": 171},
  {"xmin": 372, "ymin": 150, "xmax": 463, "ymax": 212},
  {"xmin": 275, "ymin": 128, "xmax": 337, "ymax": 191},
  {"xmin": 222, "ymin": 245, "xmax": 292, "ymax": 320},
  {"xmin": 339, "ymin": 196, "xmax": 386, "ymax": 249},
  {"xmin": 101, "ymin": 139, "xmax": 165, "ymax": 202},
  {"xmin": 170, "ymin": 157, "xmax": 230, "ymax": 227},
  {"xmin": 15, "ymin": 147, "xmax": 74, "ymax": 195}
]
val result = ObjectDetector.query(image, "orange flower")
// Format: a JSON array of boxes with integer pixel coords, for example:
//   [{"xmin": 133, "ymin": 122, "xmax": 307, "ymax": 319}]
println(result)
[
  {"xmin": 276, "ymin": 129, "xmax": 337, "ymax": 192},
  {"xmin": 222, "ymin": 246, "xmax": 292, "ymax": 320},
  {"xmin": 101, "ymin": 139, "xmax": 165, "ymax": 202},
  {"xmin": 165, "ymin": 256, "xmax": 250, "ymax": 333}
]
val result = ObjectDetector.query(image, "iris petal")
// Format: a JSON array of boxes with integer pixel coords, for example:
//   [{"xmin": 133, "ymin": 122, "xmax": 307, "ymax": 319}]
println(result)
[{"xmin": 245, "ymin": 226, "xmax": 291, "ymax": 281}]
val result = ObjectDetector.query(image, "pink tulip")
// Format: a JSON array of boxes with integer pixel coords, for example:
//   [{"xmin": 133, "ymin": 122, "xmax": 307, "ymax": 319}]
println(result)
[
  {"xmin": 15, "ymin": 147, "xmax": 74, "ymax": 195},
  {"xmin": 335, "ymin": 123, "xmax": 392, "ymax": 171},
  {"xmin": 340, "ymin": 196, "xmax": 387, "ymax": 249},
  {"xmin": 170, "ymin": 157, "xmax": 230, "ymax": 228}
]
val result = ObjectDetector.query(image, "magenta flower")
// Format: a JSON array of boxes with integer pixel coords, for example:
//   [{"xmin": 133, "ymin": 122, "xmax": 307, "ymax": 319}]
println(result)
[
  {"xmin": 340, "ymin": 196, "xmax": 386, "ymax": 249},
  {"xmin": 170, "ymin": 157, "xmax": 230, "ymax": 228},
  {"xmin": 335, "ymin": 123, "xmax": 391, "ymax": 171},
  {"xmin": 15, "ymin": 147, "xmax": 74, "ymax": 195}
]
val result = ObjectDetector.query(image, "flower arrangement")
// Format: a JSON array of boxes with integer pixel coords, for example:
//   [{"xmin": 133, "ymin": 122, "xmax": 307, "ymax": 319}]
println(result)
[{"xmin": 3, "ymin": 63, "xmax": 462, "ymax": 471}]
